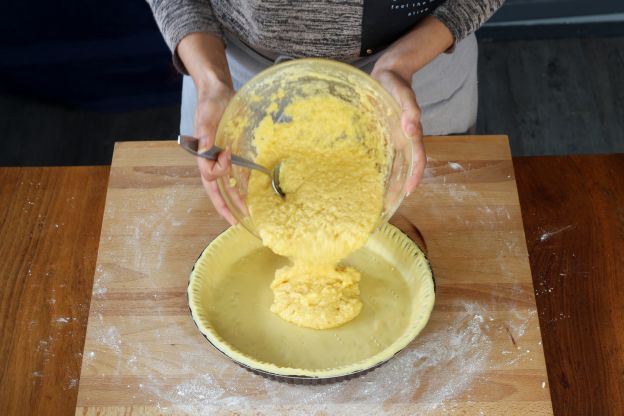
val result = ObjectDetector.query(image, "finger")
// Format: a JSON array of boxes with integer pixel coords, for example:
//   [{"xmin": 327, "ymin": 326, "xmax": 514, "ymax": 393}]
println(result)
[
  {"xmin": 406, "ymin": 124, "xmax": 426, "ymax": 193},
  {"xmin": 207, "ymin": 146, "xmax": 231, "ymax": 177},
  {"xmin": 197, "ymin": 157, "xmax": 218, "ymax": 182},
  {"xmin": 196, "ymin": 147, "xmax": 231, "ymax": 182},
  {"xmin": 194, "ymin": 107, "xmax": 220, "ymax": 154},
  {"xmin": 203, "ymin": 178, "xmax": 238, "ymax": 225},
  {"xmin": 373, "ymin": 70, "xmax": 421, "ymax": 141},
  {"xmin": 395, "ymin": 87, "xmax": 421, "ymax": 138},
  {"xmin": 195, "ymin": 126, "xmax": 217, "ymax": 155},
  {"xmin": 197, "ymin": 133, "xmax": 216, "ymax": 153},
  {"xmin": 194, "ymin": 105, "xmax": 218, "ymax": 145},
  {"xmin": 224, "ymin": 180, "xmax": 250, "ymax": 217}
]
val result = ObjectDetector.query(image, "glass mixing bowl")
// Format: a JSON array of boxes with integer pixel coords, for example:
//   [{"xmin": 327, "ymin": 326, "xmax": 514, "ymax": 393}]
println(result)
[{"xmin": 215, "ymin": 58, "xmax": 413, "ymax": 235}]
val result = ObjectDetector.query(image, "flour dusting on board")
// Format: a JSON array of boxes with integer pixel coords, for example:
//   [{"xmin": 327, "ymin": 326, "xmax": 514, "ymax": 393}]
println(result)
[
  {"xmin": 447, "ymin": 161, "xmax": 464, "ymax": 171},
  {"xmin": 137, "ymin": 301, "xmax": 536, "ymax": 415},
  {"xmin": 84, "ymin": 159, "xmax": 544, "ymax": 414}
]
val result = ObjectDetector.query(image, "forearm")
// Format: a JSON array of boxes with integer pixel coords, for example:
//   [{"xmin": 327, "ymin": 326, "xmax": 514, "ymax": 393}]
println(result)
[
  {"xmin": 432, "ymin": 0, "xmax": 505, "ymax": 46},
  {"xmin": 178, "ymin": 33, "xmax": 232, "ymax": 91},
  {"xmin": 146, "ymin": 0, "xmax": 224, "ymax": 74},
  {"xmin": 372, "ymin": 16, "xmax": 453, "ymax": 80}
]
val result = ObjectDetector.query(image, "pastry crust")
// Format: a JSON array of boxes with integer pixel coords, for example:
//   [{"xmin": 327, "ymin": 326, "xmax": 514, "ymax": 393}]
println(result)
[{"xmin": 188, "ymin": 223, "xmax": 434, "ymax": 378}]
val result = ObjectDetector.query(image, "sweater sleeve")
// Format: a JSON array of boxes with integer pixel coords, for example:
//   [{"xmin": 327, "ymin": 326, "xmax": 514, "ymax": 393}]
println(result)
[
  {"xmin": 432, "ymin": 0, "xmax": 505, "ymax": 45},
  {"xmin": 147, "ymin": 0, "xmax": 223, "ymax": 74}
]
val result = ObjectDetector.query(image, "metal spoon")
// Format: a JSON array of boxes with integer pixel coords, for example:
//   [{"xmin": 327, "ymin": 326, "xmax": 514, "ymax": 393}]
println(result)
[{"xmin": 178, "ymin": 135, "xmax": 285, "ymax": 197}]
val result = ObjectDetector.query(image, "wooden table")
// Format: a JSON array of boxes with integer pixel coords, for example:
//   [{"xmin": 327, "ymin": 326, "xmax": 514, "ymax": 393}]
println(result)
[{"xmin": 0, "ymin": 139, "xmax": 622, "ymax": 415}]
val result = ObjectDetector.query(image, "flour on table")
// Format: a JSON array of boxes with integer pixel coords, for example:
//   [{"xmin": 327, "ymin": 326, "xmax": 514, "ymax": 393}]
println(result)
[
  {"xmin": 136, "ymin": 301, "xmax": 536, "ymax": 415},
  {"xmin": 538, "ymin": 224, "xmax": 575, "ymax": 242},
  {"xmin": 85, "ymin": 159, "xmax": 539, "ymax": 414},
  {"xmin": 447, "ymin": 161, "xmax": 464, "ymax": 171},
  {"xmin": 97, "ymin": 326, "xmax": 122, "ymax": 354}
]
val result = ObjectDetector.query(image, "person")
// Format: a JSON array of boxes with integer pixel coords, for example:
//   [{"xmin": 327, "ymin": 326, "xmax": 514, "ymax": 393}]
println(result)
[{"xmin": 148, "ymin": 0, "xmax": 504, "ymax": 224}]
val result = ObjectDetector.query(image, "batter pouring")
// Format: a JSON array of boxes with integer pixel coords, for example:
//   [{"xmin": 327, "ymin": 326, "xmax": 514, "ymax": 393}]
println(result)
[{"xmin": 247, "ymin": 92, "xmax": 388, "ymax": 329}]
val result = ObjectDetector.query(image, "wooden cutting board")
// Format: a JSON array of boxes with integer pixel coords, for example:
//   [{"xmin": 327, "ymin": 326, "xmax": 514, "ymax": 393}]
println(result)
[{"xmin": 76, "ymin": 136, "xmax": 552, "ymax": 415}]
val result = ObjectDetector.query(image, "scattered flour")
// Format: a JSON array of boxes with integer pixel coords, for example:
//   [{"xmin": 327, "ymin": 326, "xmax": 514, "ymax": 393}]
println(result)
[
  {"xmin": 37, "ymin": 336, "xmax": 52, "ymax": 352},
  {"xmin": 85, "ymin": 160, "xmax": 540, "ymax": 414},
  {"xmin": 92, "ymin": 281, "xmax": 108, "ymax": 296},
  {"xmin": 539, "ymin": 225, "xmax": 575, "ymax": 242},
  {"xmin": 446, "ymin": 184, "xmax": 478, "ymax": 202},
  {"xmin": 135, "ymin": 301, "xmax": 533, "ymax": 415},
  {"xmin": 417, "ymin": 183, "xmax": 479, "ymax": 203},
  {"xmin": 447, "ymin": 162, "xmax": 464, "ymax": 171},
  {"xmin": 64, "ymin": 377, "xmax": 79, "ymax": 390},
  {"xmin": 98, "ymin": 326, "xmax": 122, "ymax": 353},
  {"xmin": 92, "ymin": 264, "xmax": 110, "ymax": 297}
]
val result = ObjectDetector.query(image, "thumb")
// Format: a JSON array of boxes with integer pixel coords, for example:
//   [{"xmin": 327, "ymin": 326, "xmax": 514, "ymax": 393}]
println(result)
[
  {"xmin": 194, "ymin": 112, "xmax": 218, "ymax": 153},
  {"xmin": 394, "ymin": 86, "xmax": 421, "ymax": 140},
  {"xmin": 406, "ymin": 124, "xmax": 425, "ymax": 193}
]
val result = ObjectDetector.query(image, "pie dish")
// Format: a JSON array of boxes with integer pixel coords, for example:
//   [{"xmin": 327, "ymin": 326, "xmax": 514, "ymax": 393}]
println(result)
[{"xmin": 187, "ymin": 223, "xmax": 435, "ymax": 383}]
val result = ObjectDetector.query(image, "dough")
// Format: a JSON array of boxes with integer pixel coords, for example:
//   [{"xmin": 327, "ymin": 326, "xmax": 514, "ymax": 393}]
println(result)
[{"xmin": 247, "ymin": 91, "xmax": 388, "ymax": 329}]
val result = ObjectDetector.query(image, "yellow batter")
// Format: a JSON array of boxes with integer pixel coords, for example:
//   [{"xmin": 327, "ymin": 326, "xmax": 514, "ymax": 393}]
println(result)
[{"xmin": 247, "ymin": 93, "xmax": 387, "ymax": 329}]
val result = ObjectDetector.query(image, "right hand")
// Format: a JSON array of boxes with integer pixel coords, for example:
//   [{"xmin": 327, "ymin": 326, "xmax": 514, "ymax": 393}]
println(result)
[{"xmin": 193, "ymin": 81, "xmax": 237, "ymax": 224}]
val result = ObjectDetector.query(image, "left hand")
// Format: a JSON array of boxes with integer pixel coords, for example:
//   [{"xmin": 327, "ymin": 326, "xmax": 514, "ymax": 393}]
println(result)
[{"xmin": 370, "ymin": 66, "xmax": 426, "ymax": 194}]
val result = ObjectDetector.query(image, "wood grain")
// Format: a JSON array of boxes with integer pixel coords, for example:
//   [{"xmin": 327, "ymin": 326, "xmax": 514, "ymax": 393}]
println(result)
[
  {"xmin": 75, "ymin": 136, "xmax": 552, "ymax": 415},
  {"xmin": 477, "ymin": 37, "xmax": 624, "ymax": 156},
  {"xmin": 514, "ymin": 155, "xmax": 624, "ymax": 416},
  {"xmin": 4, "ymin": 152, "xmax": 622, "ymax": 415},
  {"xmin": 0, "ymin": 167, "xmax": 109, "ymax": 416}
]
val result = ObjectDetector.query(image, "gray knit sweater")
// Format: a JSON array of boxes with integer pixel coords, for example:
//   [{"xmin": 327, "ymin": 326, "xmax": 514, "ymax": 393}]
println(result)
[{"xmin": 148, "ymin": 0, "xmax": 504, "ymax": 73}]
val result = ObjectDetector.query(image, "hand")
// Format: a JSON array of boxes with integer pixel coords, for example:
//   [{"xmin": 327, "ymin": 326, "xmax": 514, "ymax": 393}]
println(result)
[
  {"xmin": 369, "ymin": 16, "xmax": 454, "ymax": 194},
  {"xmin": 178, "ymin": 33, "xmax": 238, "ymax": 224},
  {"xmin": 370, "ymin": 66, "xmax": 426, "ymax": 193},
  {"xmin": 194, "ymin": 81, "xmax": 237, "ymax": 224}
]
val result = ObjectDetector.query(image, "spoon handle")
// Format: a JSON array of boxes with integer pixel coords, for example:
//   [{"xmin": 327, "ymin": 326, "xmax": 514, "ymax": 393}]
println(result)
[{"xmin": 178, "ymin": 135, "xmax": 271, "ymax": 176}]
